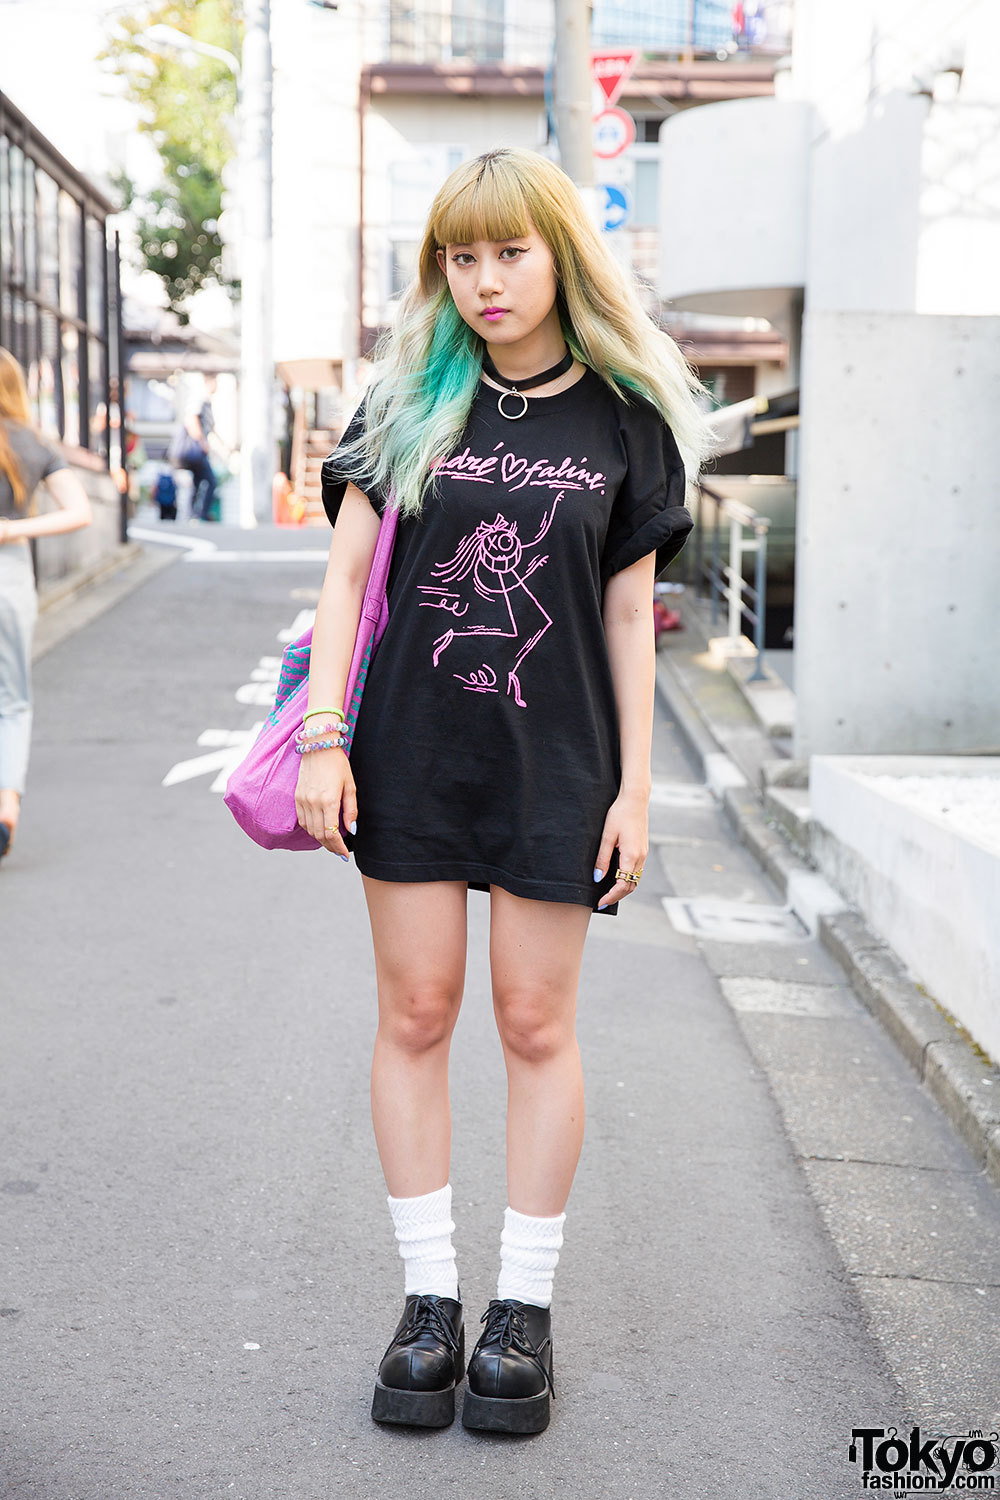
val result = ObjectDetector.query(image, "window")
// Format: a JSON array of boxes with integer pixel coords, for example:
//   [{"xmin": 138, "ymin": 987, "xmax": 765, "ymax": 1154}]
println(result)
[
  {"xmin": 0, "ymin": 93, "xmax": 120, "ymax": 458},
  {"xmin": 389, "ymin": 0, "xmax": 506, "ymax": 62},
  {"xmin": 452, "ymin": 0, "xmax": 504, "ymax": 61}
]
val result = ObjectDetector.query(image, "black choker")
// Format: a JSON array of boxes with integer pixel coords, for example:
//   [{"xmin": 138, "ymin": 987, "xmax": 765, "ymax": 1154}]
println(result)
[{"xmin": 481, "ymin": 346, "xmax": 575, "ymax": 420}]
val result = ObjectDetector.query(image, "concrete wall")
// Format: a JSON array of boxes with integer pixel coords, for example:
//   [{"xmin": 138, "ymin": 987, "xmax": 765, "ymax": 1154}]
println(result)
[
  {"xmin": 32, "ymin": 464, "xmax": 126, "ymax": 596},
  {"xmin": 659, "ymin": 97, "xmax": 813, "ymax": 321},
  {"xmin": 657, "ymin": 0, "xmax": 1000, "ymax": 757},
  {"xmin": 810, "ymin": 755, "xmax": 1000, "ymax": 1066},
  {"xmin": 794, "ymin": 309, "xmax": 1000, "ymax": 758}
]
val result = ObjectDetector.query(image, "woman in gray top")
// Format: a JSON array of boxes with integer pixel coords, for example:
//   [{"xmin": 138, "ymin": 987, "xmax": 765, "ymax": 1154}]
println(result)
[{"xmin": 0, "ymin": 347, "xmax": 93, "ymax": 861}]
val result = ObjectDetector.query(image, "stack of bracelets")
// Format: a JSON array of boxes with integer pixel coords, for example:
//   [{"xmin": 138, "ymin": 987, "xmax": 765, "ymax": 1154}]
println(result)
[{"xmin": 294, "ymin": 706, "xmax": 347, "ymax": 755}]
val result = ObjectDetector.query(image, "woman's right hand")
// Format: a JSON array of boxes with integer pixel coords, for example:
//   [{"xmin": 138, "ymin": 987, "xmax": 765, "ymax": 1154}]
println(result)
[{"xmin": 295, "ymin": 746, "xmax": 358, "ymax": 857}]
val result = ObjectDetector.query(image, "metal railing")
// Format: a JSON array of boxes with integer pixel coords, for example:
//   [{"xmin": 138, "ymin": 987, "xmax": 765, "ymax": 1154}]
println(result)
[{"xmin": 693, "ymin": 481, "xmax": 772, "ymax": 682}]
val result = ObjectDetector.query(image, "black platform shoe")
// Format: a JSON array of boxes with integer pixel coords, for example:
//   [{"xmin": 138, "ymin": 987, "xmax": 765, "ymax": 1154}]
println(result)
[
  {"xmin": 462, "ymin": 1298, "xmax": 555, "ymax": 1434},
  {"xmin": 371, "ymin": 1290, "xmax": 465, "ymax": 1428}
]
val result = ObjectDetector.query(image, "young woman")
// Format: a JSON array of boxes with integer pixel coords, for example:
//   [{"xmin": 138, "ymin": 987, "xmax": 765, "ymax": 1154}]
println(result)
[
  {"xmin": 0, "ymin": 348, "xmax": 93, "ymax": 860},
  {"xmin": 297, "ymin": 148, "xmax": 715, "ymax": 1434}
]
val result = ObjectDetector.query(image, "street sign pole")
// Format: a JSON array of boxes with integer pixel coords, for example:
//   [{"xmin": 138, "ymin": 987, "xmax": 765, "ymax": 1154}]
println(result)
[
  {"xmin": 591, "ymin": 48, "xmax": 638, "ymax": 261},
  {"xmin": 555, "ymin": 0, "xmax": 600, "ymax": 227}
]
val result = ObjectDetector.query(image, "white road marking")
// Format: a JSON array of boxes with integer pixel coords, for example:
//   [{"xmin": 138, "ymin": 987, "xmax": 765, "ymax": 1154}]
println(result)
[
  {"xmin": 162, "ymin": 726, "xmax": 263, "ymax": 793},
  {"xmin": 278, "ymin": 610, "xmax": 316, "ymax": 643},
  {"xmin": 165, "ymin": 613, "xmax": 316, "ymax": 796},
  {"xmin": 184, "ymin": 549, "xmax": 329, "ymax": 563},
  {"xmin": 127, "ymin": 527, "xmax": 329, "ymax": 563},
  {"xmin": 128, "ymin": 526, "xmax": 218, "ymax": 556}
]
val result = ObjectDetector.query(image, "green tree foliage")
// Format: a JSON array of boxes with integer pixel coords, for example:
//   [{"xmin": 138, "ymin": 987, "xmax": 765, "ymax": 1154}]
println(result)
[{"xmin": 100, "ymin": 2, "xmax": 242, "ymax": 320}]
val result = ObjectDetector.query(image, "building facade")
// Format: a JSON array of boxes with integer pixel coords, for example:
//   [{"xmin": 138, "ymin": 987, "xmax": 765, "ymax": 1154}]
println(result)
[
  {"xmin": 657, "ymin": 0, "xmax": 1000, "ymax": 758},
  {"xmin": 0, "ymin": 90, "xmax": 129, "ymax": 587}
]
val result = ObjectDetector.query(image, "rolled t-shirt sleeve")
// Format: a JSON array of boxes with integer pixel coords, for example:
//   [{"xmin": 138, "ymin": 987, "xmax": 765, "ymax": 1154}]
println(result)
[
  {"xmin": 320, "ymin": 399, "xmax": 388, "ymax": 527},
  {"xmin": 600, "ymin": 400, "xmax": 694, "ymax": 587},
  {"xmin": 40, "ymin": 442, "xmax": 68, "ymax": 481}
]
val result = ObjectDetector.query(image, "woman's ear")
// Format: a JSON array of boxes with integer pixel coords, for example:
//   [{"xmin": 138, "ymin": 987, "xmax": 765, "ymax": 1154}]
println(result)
[{"xmin": 435, "ymin": 247, "xmax": 447, "ymax": 275}]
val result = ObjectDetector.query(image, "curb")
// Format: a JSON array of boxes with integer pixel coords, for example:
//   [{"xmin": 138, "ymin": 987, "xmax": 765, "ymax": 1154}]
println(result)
[
  {"xmin": 32, "ymin": 541, "xmax": 180, "ymax": 663},
  {"xmin": 653, "ymin": 624, "xmax": 1000, "ymax": 1193},
  {"xmin": 37, "ymin": 541, "xmax": 146, "ymax": 616}
]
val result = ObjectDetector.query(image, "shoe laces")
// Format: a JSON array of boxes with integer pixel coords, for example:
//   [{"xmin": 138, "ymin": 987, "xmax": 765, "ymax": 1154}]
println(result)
[
  {"xmin": 478, "ymin": 1299, "xmax": 555, "ymax": 1398},
  {"xmin": 391, "ymin": 1294, "xmax": 461, "ymax": 1355}
]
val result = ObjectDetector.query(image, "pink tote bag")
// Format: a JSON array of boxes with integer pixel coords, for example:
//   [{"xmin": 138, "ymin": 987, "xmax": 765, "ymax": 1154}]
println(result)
[{"xmin": 224, "ymin": 498, "xmax": 399, "ymax": 850}]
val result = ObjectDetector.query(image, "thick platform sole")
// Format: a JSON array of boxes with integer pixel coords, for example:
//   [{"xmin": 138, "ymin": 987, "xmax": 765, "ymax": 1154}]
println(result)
[
  {"xmin": 461, "ymin": 1385, "xmax": 551, "ymax": 1434},
  {"xmin": 371, "ymin": 1377, "xmax": 459, "ymax": 1428},
  {"xmin": 371, "ymin": 1326, "xmax": 466, "ymax": 1429}
]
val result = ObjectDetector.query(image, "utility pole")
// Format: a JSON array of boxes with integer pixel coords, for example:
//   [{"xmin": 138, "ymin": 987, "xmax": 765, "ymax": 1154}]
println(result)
[
  {"xmin": 238, "ymin": 0, "xmax": 273, "ymax": 529},
  {"xmin": 554, "ymin": 0, "xmax": 599, "ymax": 226}
]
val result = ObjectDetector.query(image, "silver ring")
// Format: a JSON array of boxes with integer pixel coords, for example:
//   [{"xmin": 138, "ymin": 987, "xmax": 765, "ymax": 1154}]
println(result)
[{"xmin": 498, "ymin": 389, "xmax": 529, "ymax": 420}]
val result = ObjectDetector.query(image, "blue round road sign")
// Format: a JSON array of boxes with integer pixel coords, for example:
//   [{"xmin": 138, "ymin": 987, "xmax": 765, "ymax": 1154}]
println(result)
[{"xmin": 601, "ymin": 184, "xmax": 631, "ymax": 232}]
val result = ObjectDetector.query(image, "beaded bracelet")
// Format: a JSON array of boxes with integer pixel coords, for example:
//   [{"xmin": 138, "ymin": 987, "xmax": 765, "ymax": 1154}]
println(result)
[
  {"xmin": 303, "ymin": 706, "xmax": 345, "ymax": 724},
  {"xmin": 294, "ymin": 734, "xmax": 346, "ymax": 755},
  {"xmin": 297, "ymin": 721, "xmax": 340, "ymax": 738},
  {"xmin": 295, "ymin": 720, "xmax": 345, "ymax": 750}
]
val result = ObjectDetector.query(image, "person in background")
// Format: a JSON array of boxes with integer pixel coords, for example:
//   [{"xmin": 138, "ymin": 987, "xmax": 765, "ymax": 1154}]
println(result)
[
  {"xmin": 153, "ymin": 463, "xmax": 178, "ymax": 521},
  {"xmin": 182, "ymin": 373, "xmax": 220, "ymax": 522},
  {"xmin": 0, "ymin": 347, "xmax": 93, "ymax": 861}
]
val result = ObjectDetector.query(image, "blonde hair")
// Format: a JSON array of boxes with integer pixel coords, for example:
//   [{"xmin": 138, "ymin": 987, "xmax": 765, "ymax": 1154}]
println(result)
[
  {"xmin": 0, "ymin": 346, "xmax": 33, "ymax": 509},
  {"xmin": 336, "ymin": 148, "xmax": 717, "ymax": 519}
]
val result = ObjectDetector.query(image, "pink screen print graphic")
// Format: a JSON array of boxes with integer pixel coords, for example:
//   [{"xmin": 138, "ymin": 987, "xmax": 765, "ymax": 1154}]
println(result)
[{"xmin": 417, "ymin": 441, "xmax": 606, "ymax": 707}]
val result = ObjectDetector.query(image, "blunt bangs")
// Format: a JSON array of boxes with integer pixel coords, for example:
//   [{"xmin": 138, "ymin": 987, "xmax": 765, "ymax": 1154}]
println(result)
[{"xmin": 432, "ymin": 156, "xmax": 534, "ymax": 249}]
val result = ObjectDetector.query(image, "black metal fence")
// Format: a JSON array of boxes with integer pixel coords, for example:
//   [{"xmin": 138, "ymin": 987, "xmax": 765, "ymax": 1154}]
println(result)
[{"xmin": 0, "ymin": 91, "xmax": 122, "ymax": 476}]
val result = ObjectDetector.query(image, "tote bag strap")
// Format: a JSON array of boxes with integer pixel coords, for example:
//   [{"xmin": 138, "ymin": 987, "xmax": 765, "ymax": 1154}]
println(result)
[
  {"xmin": 342, "ymin": 489, "xmax": 400, "ymax": 745},
  {"xmin": 360, "ymin": 488, "xmax": 399, "ymax": 631}
]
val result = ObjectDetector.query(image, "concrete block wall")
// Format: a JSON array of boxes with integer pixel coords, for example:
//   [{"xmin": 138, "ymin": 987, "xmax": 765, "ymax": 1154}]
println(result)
[{"xmin": 31, "ymin": 463, "xmax": 127, "ymax": 597}]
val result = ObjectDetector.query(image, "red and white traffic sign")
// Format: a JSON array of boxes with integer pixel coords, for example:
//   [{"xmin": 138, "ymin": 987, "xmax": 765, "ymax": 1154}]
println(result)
[
  {"xmin": 591, "ymin": 48, "xmax": 640, "ymax": 109},
  {"xmin": 593, "ymin": 107, "xmax": 635, "ymax": 160}
]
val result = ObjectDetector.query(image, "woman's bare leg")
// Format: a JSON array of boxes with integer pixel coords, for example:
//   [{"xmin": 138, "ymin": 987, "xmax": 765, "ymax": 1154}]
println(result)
[
  {"xmin": 360, "ymin": 875, "xmax": 468, "ymax": 1197},
  {"xmin": 488, "ymin": 888, "xmax": 592, "ymax": 1215}
]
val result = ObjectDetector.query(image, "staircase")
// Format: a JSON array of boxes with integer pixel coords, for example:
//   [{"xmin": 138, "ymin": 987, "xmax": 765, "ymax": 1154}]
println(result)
[{"xmin": 291, "ymin": 418, "xmax": 339, "ymax": 527}]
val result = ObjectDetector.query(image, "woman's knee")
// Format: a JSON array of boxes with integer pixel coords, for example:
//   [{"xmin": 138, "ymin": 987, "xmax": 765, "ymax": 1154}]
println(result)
[
  {"xmin": 377, "ymin": 983, "xmax": 461, "ymax": 1054},
  {"xmin": 494, "ymin": 988, "xmax": 575, "ymax": 1065}
]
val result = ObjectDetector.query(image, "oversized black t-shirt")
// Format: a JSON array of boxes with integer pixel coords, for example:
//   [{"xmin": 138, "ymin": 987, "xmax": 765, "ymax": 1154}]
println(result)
[{"xmin": 320, "ymin": 364, "xmax": 693, "ymax": 916}]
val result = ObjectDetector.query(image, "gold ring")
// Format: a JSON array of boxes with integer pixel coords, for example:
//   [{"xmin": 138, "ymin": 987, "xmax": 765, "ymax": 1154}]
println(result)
[{"xmin": 615, "ymin": 867, "xmax": 643, "ymax": 883}]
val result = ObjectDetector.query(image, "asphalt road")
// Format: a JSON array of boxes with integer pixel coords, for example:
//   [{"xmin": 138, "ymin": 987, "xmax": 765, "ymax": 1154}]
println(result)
[{"xmin": 2, "ymin": 520, "xmax": 997, "ymax": 1499}]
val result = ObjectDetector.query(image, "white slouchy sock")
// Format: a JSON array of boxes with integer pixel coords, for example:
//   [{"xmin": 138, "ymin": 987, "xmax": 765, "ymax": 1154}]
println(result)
[
  {"xmin": 496, "ymin": 1205, "xmax": 566, "ymax": 1309},
  {"xmin": 386, "ymin": 1182, "xmax": 459, "ymax": 1301}
]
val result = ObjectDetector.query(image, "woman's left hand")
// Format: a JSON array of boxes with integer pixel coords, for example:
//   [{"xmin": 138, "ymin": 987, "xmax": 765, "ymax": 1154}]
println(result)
[{"xmin": 595, "ymin": 790, "xmax": 649, "ymax": 910}]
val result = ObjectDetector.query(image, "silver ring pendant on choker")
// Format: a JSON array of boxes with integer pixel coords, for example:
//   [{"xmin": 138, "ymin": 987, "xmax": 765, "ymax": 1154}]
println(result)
[
  {"xmin": 482, "ymin": 345, "xmax": 575, "ymax": 422},
  {"xmin": 498, "ymin": 388, "xmax": 530, "ymax": 420}
]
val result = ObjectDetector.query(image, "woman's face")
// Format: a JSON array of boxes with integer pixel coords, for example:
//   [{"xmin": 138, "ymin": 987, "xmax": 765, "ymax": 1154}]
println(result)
[{"xmin": 435, "ymin": 222, "xmax": 560, "ymax": 347}]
